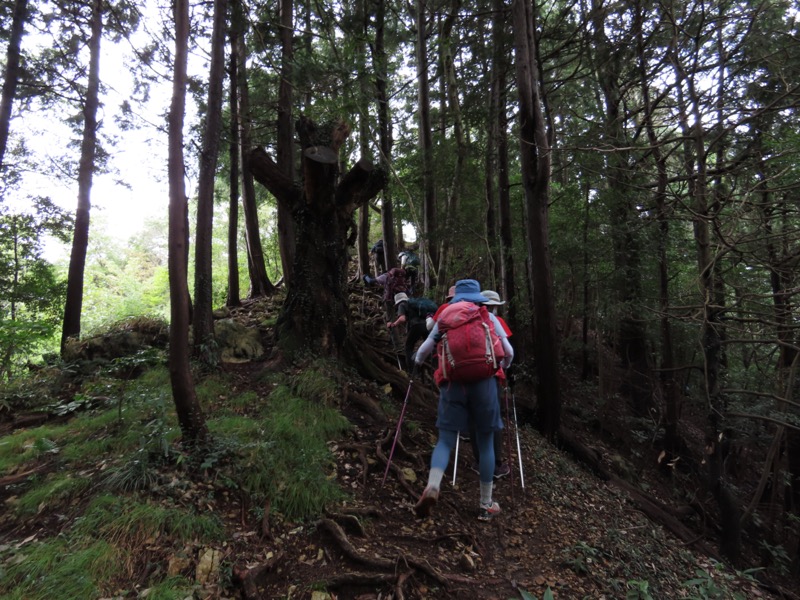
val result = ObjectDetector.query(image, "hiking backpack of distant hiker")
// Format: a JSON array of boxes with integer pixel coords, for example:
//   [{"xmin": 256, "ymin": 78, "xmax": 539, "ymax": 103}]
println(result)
[
  {"xmin": 406, "ymin": 297, "xmax": 438, "ymax": 320},
  {"xmin": 434, "ymin": 302, "xmax": 505, "ymax": 385}
]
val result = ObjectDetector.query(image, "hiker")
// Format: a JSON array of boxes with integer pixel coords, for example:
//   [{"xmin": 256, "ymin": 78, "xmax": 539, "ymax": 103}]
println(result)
[
  {"xmin": 398, "ymin": 250, "xmax": 420, "ymax": 295},
  {"xmin": 363, "ymin": 267, "xmax": 408, "ymax": 320},
  {"xmin": 369, "ymin": 239, "xmax": 385, "ymax": 276},
  {"xmin": 388, "ymin": 292, "xmax": 438, "ymax": 368},
  {"xmin": 427, "ymin": 285, "xmax": 456, "ymax": 330},
  {"xmin": 410, "ymin": 279, "xmax": 514, "ymax": 522},
  {"xmin": 469, "ymin": 290, "xmax": 512, "ymax": 479}
]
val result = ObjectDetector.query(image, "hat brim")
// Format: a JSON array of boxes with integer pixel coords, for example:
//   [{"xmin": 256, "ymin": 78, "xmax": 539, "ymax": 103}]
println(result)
[
  {"xmin": 483, "ymin": 299, "xmax": 505, "ymax": 306},
  {"xmin": 450, "ymin": 293, "xmax": 489, "ymax": 304}
]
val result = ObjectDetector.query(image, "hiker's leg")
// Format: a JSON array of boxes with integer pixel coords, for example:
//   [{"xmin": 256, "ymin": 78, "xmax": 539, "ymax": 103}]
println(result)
[
  {"xmin": 427, "ymin": 428, "xmax": 457, "ymax": 489},
  {"xmin": 469, "ymin": 432, "xmax": 480, "ymax": 466},
  {"xmin": 405, "ymin": 321, "xmax": 427, "ymax": 367},
  {"xmin": 475, "ymin": 430, "xmax": 494, "ymax": 485},
  {"xmin": 494, "ymin": 430, "xmax": 504, "ymax": 466}
]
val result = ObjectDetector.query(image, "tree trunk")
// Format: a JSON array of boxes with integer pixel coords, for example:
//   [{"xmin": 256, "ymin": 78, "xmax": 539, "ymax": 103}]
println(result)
[
  {"xmin": 415, "ymin": 0, "xmax": 438, "ymax": 290},
  {"xmin": 193, "ymin": 0, "xmax": 228, "ymax": 360},
  {"xmin": 512, "ymin": 0, "xmax": 561, "ymax": 439},
  {"xmin": 0, "ymin": 0, "xmax": 28, "ymax": 169},
  {"xmin": 492, "ymin": 0, "xmax": 518, "ymax": 339},
  {"xmin": 168, "ymin": 0, "xmax": 209, "ymax": 448},
  {"xmin": 250, "ymin": 118, "xmax": 386, "ymax": 357},
  {"xmin": 226, "ymin": 42, "xmax": 242, "ymax": 308},
  {"xmin": 373, "ymin": 0, "xmax": 397, "ymax": 277},
  {"xmin": 233, "ymin": 0, "xmax": 275, "ymax": 298},
  {"xmin": 61, "ymin": 0, "xmax": 103, "ymax": 354},
  {"xmin": 276, "ymin": 0, "xmax": 297, "ymax": 286}
]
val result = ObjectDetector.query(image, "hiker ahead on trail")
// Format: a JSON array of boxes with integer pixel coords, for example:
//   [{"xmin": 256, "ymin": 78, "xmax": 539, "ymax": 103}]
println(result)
[
  {"xmin": 369, "ymin": 239, "xmax": 386, "ymax": 276},
  {"xmin": 470, "ymin": 290, "xmax": 512, "ymax": 480},
  {"xmin": 410, "ymin": 279, "xmax": 514, "ymax": 522},
  {"xmin": 364, "ymin": 267, "xmax": 408, "ymax": 321},
  {"xmin": 398, "ymin": 250, "xmax": 420, "ymax": 295},
  {"xmin": 388, "ymin": 293, "xmax": 438, "ymax": 369}
]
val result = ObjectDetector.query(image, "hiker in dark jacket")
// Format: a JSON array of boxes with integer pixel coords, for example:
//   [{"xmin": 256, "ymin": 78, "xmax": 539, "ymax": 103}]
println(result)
[
  {"xmin": 398, "ymin": 250, "xmax": 420, "ymax": 295},
  {"xmin": 369, "ymin": 239, "xmax": 386, "ymax": 276},
  {"xmin": 388, "ymin": 293, "xmax": 437, "ymax": 369},
  {"xmin": 410, "ymin": 279, "xmax": 514, "ymax": 522}
]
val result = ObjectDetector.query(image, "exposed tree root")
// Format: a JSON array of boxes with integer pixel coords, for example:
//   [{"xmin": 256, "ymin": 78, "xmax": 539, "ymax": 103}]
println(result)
[
  {"xmin": 337, "ymin": 443, "xmax": 370, "ymax": 485},
  {"xmin": 344, "ymin": 387, "xmax": 387, "ymax": 425},
  {"xmin": 317, "ymin": 518, "xmax": 448, "ymax": 588},
  {"xmin": 325, "ymin": 512, "xmax": 367, "ymax": 537},
  {"xmin": 375, "ymin": 441, "xmax": 420, "ymax": 497},
  {"xmin": 260, "ymin": 498, "xmax": 272, "ymax": 539},
  {"xmin": 0, "ymin": 464, "xmax": 50, "ymax": 487},
  {"xmin": 232, "ymin": 559, "xmax": 276, "ymax": 600}
]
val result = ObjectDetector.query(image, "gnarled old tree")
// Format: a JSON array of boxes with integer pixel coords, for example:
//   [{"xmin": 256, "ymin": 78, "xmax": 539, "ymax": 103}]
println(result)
[{"xmin": 250, "ymin": 117, "xmax": 386, "ymax": 361}]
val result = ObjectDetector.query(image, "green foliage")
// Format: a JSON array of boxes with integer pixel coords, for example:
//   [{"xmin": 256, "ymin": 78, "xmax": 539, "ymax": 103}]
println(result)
[
  {"xmin": 73, "ymin": 494, "xmax": 224, "ymax": 545},
  {"xmin": 626, "ymin": 579, "xmax": 654, "ymax": 600},
  {"xmin": 0, "ymin": 200, "xmax": 70, "ymax": 379},
  {"xmin": 681, "ymin": 561, "xmax": 749, "ymax": 600},
  {"xmin": 0, "ymin": 538, "xmax": 121, "ymax": 599},
  {"xmin": 13, "ymin": 472, "xmax": 93, "ymax": 516}
]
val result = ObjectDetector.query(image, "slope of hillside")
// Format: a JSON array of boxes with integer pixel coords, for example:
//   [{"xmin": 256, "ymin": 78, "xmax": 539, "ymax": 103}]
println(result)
[{"xmin": 0, "ymin": 289, "xmax": 794, "ymax": 599}]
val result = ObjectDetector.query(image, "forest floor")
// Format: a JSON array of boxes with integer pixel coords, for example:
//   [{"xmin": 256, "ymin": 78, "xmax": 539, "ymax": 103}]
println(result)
[{"xmin": 0, "ymin": 287, "xmax": 797, "ymax": 599}]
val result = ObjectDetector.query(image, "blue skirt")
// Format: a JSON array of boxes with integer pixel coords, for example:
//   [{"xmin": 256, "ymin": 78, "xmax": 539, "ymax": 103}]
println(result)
[{"xmin": 436, "ymin": 377, "xmax": 503, "ymax": 433}]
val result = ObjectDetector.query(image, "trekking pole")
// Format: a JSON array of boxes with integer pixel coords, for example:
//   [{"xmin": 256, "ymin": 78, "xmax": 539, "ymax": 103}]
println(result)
[
  {"xmin": 512, "ymin": 392, "xmax": 525, "ymax": 490},
  {"xmin": 452, "ymin": 431, "xmax": 460, "ymax": 486},
  {"xmin": 381, "ymin": 380, "xmax": 413, "ymax": 487},
  {"xmin": 503, "ymin": 385, "xmax": 516, "ymax": 504},
  {"xmin": 384, "ymin": 316, "xmax": 403, "ymax": 371}
]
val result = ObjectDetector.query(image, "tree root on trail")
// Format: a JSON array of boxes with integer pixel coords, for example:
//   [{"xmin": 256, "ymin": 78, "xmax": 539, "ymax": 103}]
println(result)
[
  {"xmin": 232, "ymin": 558, "xmax": 276, "ymax": 599},
  {"xmin": 344, "ymin": 387, "xmax": 387, "ymax": 425},
  {"xmin": 337, "ymin": 443, "xmax": 370, "ymax": 485},
  {"xmin": 260, "ymin": 499, "xmax": 272, "ymax": 539},
  {"xmin": 375, "ymin": 441, "xmax": 419, "ymax": 497},
  {"xmin": 316, "ymin": 518, "xmax": 448, "ymax": 588},
  {"xmin": 325, "ymin": 512, "xmax": 367, "ymax": 537},
  {"xmin": 0, "ymin": 464, "xmax": 50, "ymax": 488}
]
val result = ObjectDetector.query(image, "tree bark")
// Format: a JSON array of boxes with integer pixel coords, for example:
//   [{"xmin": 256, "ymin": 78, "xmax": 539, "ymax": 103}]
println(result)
[
  {"xmin": 226, "ymin": 41, "xmax": 242, "ymax": 309},
  {"xmin": 0, "ymin": 0, "xmax": 28, "ymax": 170},
  {"xmin": 61, "ymin": 0, "xmax": 103, "ymax": 354},
  {"xmin": 512, "ymin": 0, "xmax": 561, "ymax": 439},
  {"xmin": 168, "ymin": 0, "xmax": 209, "ymax": 447},
  {"xmin": 415, "ymin": 0, "xmax": 438, "ymax": 290},
  {"xmin": 232, "ymin": 0, "xmax": 275, "ymax": 298},
  {"xmin": 373, "ymin": 0, "xmax": 397, "ymax": 277},
  {"xmin": 193, "ymin": 0, "xmax": 229, "ymax": 360},
  {"xmin": 276, "ymin": 0, "xmax": 297, "ymax": 286},
  {"xmin": 250, "ymin": 118, "xmax": 386, "ymax": 356}
]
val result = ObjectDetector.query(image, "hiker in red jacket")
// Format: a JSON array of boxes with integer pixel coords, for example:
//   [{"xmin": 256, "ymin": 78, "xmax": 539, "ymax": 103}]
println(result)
[{"xmin": 410, "ymin": 279, "xmax": 514, "ymax": 522}]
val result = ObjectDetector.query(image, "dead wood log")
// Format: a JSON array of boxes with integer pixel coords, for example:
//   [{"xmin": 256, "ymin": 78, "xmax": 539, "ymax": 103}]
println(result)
[{"xmin": 0, "ymin": 464, "xmax": 50, "ymax": 487}]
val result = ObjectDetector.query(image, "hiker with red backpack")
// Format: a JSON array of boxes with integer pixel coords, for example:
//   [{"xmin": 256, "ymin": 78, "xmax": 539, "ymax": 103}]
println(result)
[
  {"xmin": 410, "ymin": 279, "xmax": 514, "ymax": 522},
  {"xmin": 388, "ymin": 293, "xmax": 438, "ymax": 369},
  {"xmin": 469, "ymin": 290, "xmax": 512, "ymax": 479}
]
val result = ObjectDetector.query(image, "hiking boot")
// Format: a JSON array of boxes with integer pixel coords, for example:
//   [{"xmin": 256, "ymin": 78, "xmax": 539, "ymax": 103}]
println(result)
[
  {"xmin": 478, "ymin": 501, "xmax": 501, "ymax": 522},
  {"xmin": 493, "ymin": 463, "xmax": 511, "ymax": 479},
  {"xmin": 414, "ymin": 486, "xmax": 439, "ymax": 518},
  {"xmin": 470, "ymin": 461, "xmax": 480, "ymax": 475}
]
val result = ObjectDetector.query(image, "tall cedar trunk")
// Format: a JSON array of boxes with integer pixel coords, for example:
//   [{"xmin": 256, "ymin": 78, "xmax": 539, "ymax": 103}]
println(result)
[
  {"xmin": 437, "ymin": 0, "xmax": 466, "ymax": 287},
  {"xmin": 672, "ymin": 20, "xmax": 740, "ymax": 562},
  {"xmin": 493, "ymin": 0, "xmax": 517, "ymax": 339},
  {"xmin": 0, "ymin": 0, "xmax": 28, "ymax": 169},
  {"xmin": 233, "ymin": 0, "xmax": 274, "ymax": 297},
  {"xmin": 416, "ymin": 0, "xmax": 438, "ymax": 290},
  {"xmin": 512, "ymin": 0, "xmax": 560, "ymax": 439},
  {"xmin": 590, "ymin": 0, "xmax": 651, "ymax": 417},
  {"xmin": 374, "ymin": 0, "xmax": 396, "ymax": 276},
  {"xmin": 193, "ymin": 0, "xmax": 228, "ymax": 359},
  {"xmin": 168, "ymin": 0, "xmax": 209, "ymax": 447},
  {"xmin": 226, "ymin": 44, "xmax": 241, "ymax": 308},
  {"xmin": 249, "ymin": 118, "xmax": 385, "ymax": 356},
  {"xmin": 60, "ymin": 0, "xmax": 102, "ymax": 354},
  {"xmin": 635, "ymin": 0, "xmax": 680, "ymax": 454},
  {"xmin": 356, "ymin": 12, "xmax": 371, "ymax": 280},
  {"xmin": 276, "ymin": 0, "xmax": 297, "ymax": 285}
]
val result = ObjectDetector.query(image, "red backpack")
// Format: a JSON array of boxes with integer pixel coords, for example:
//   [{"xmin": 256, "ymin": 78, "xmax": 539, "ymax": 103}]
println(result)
[{"xmin": 434, "ymin": 302, "xmax": 505, "ymax": 385}]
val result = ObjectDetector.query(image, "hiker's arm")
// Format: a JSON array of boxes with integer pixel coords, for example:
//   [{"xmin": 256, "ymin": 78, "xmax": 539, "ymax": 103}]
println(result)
[
  {"xmin": 388, "ymin": 314, "xmax": 407, "ymax": 328},
  {"xmin": 489, "ymin": 314, "xmax": 514, "ymax": 368},
  {"xmin": 414, "ymin": 323, "xmax": 440, "ymax": 363}
]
